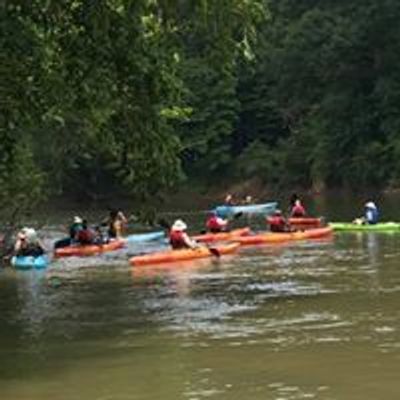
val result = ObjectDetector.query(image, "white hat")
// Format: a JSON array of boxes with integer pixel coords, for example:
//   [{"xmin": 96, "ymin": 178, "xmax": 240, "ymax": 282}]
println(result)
[
  {"xmin": 74, "ymin": 216, "xmax": 83, "ymax": 224},
  {"xmin": 172, "ymin": 219, "xmax": 187, "ymax": 231},
  {"xmin": 24, "ymin": 228, "xmax": 38, "ymax": 242},
  {"xmin": 365, "ymin": 202, "xmax": 376, "ymax": 209}
]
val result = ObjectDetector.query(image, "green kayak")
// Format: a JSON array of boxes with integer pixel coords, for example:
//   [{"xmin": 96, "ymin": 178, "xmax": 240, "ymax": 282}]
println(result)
[{"xmin": 330, "ymin": 222, "xmax": 400, "ymax": 232}]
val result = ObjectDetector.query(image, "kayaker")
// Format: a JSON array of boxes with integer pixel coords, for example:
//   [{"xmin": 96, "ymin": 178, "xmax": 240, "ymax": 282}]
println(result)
[
  {"xmin": 104, "ymin": 208, "xmax": 127, "ymax": 239},
  {"xmin": 54, "ymin": 216, "xmax": 83, "ymax": 249},
  {"xmin": 14, "ymin": 228, "xmax": 45, "ymax": 257},
  {"xmin": 268, "ymin": 210, "xmax": 289, "ymax": 233},
  {"xmin": 242, "ymin": 195, "xmax": 253, "ymax": 204},
  {"xmin": 224, "ymin": 194, "xmax": 235, "ymax": 206},
  {"xmin": 76, "ymin": 219, "xmax": 95, "ymax": 245},
  {"xmin": 365, "ymin": 201, "xmax": 379, "ymax": 224},
  {"xmin": 206, "ymin": 211, "xmax": 228, "ymax": 233},
  {"xmin": 290, "ymin": 199, "xmax": 306, "ymax": 218},
  {"xmin": 169, "ymin": 219, "xmax": 198, "ymax": 250}
]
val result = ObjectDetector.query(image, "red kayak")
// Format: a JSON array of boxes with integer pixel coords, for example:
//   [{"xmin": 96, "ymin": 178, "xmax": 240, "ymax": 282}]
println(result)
[
  {"xmin": 267, "ymin": 216, "xmax": 323, "ymax": 226},
  {"xmin": 192, "ymin": 227, "xmax": 250, "ymax": 243},
  {"xmin": 54, "ymin": 240, "xmax": 125, "ymax": 257},
  {"xmin": 236, "ymin": 227, "xmax": 333, "ymax": 246}
]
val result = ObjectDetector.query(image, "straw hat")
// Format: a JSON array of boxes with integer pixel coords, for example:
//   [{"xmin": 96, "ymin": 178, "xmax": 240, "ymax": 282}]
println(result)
[{"xmin": 172, "ymin": 219, "xmax": 187, "ymax": 231}]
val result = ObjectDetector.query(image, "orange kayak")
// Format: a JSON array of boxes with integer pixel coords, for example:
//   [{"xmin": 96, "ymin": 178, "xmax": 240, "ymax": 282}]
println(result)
[
  {"xmin": 193, "ymin": 227, "xmax": 251, "ymax": 243},
  {"xmin": 130, "ymin": 243, "xmax": 240, "ymax": 266},
  {"xmin": 54, "ymin": 240, "xmax": 125, "ymax": 257},
  {"xmin": 236, "ymin": 227, "xmax": 333, "ymax": 246}
]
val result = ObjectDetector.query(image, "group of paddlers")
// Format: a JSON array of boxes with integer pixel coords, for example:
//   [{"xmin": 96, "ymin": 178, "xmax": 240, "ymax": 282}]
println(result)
[{"xmin": 9, "ymin": 193, "xmax": 381, "ymax": 258}]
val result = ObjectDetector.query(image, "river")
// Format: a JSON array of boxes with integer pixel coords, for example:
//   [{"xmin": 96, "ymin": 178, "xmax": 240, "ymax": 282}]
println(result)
[{"xmin": 1, "ymin": 193, "xmax": 400, "ymax": 399}]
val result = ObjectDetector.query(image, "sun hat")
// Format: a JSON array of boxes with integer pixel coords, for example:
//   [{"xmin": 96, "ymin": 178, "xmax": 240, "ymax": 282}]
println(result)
[
  {"xmin": 275, "ymin": 209, "xmax": 282, "ymax": 215},
  {"xmin": 74, "ymin": 216, "xmax": 83, "ymax": 224},
  {"xmin": 172, "ymin": 219, "xmax": 187, "ymax": 231},
  {"xmin": 365, "ymin": 201, "xmax": 376, "ymax": 209}
]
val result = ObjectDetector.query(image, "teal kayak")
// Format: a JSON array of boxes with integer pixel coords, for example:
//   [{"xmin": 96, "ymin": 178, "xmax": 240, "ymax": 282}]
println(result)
[
  {"xmin": 215, "ymin": 202, "xmax": 278, "ymax": 218},
  {"xmin": 330, "ymin": 222, "xmax": 400, "ymax": 232},
  {"xmin": 11, "ymin": 255, "xmax": 49, "ymax": 270},
  {"xmin": 125, "ymin": 231, "xmax": 165, "ymax": 243}
]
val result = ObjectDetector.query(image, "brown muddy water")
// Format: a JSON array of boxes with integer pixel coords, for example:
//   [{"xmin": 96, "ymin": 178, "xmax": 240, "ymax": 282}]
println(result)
[{"xmin": 1, "ymin": 194, "xmax": 400, "ymax": 399}]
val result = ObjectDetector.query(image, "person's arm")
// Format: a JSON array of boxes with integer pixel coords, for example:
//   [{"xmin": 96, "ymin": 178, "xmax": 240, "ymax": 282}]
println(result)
[{"xmin": 182, "ymin": 232, "xmax": 198, "ymax": 249}]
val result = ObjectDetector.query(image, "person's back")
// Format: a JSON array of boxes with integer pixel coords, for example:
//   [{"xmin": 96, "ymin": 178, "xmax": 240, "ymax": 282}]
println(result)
[
  {"xmin": 206, "ymin": 213, "xmax": 228, "ymax": 233},
  {"xmin": 269, "ymin": 211, "xmax": 288, "ymax": 232},
  {"xmin": 291, "ymin": 200, "xmax": 306, "ymax": 217},
  {"xmin": 365, "ymin": 202, "xmax": 379, "ymax": 224},
  {"xmin": 77, "ymin": 221, "xmax": 95, "ymax": 245}
]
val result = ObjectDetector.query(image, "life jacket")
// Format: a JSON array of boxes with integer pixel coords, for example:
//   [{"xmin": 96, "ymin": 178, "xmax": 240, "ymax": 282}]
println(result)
[
  {"xmin": 291, "ymin": 204, "xmax": 306, "ymax": 217},
  {"xmin": 77, "ymin": 228, "xmax": 95, "ymax": 245},
  {"xmin": 18, "ymin": 243, "xmax": 44, "ymax": 257},
  {"xmin": 269, "ymin": 216, "xmax": 287, "ymax": 232},
  {"xmin": 206, "ymin": 216, "xmax": 225, "ymax": 232},
  {"xmin": 169, "ymin": 230, "xmax": 188, "ymax": 249}
]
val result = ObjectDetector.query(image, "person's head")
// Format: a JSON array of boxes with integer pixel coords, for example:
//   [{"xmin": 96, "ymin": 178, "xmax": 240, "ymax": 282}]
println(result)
[
  {"xmin": 274, "ymin": 209, "xmax": 282, "ymax": 216},
  {"xmin": 245, "ymin": 195, "xmax": 252, "ymax": 203},
  {"xmin": 82, "ymin": 219, "xmax": 88, "ymax": 229},
  {"xmin": 74, "ymin": 216, "xmax": 83, "ymax": 224},
  {"xmin": 295, "ymin": 199, "xmax": 302, "ymax": 206},
  {"xmin": 225, "ymin": 194, "xmax": 232, "ymax": 202},
  {"xmin": 172, "ymin": 219, "xmax": 187, "ymax": 231},
  {"xmin": 24, "ymin": 228, "xmax": 37, "ymax": 242},
  {"xmin": 109, "ymin": 209, "xmax": 118, "ymax": 219}
]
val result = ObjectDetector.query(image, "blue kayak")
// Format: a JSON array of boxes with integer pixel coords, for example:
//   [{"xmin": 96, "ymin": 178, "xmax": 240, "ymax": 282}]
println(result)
[
  {"xmin": 214, "ymin": 202, "xmax": 278, "ymax": 218},
  {"xmin": 11, "ymin": 255, "xmax": 49, "ymax": 270},
  {"xmin": 125, "ymin": 231, "xmax": 165, "ymax": 243}
]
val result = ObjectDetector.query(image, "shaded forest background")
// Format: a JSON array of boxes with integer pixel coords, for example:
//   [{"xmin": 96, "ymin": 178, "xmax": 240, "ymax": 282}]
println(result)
[{"xmin": 2, "ymin": 0, "xmax": 400, "ymax": 219}]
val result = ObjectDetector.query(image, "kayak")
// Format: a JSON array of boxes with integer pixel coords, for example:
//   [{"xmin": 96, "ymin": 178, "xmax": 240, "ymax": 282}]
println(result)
[
  {"xmin": 54, "ymin": 240, "xmax": 125, "ymax": 257},
  {"xmin": 329, "ymin": 222, "xmax": 400, "ymax": 232},
  {"xmin": 125, "ymin": 231, "xmax": 165, "ymax": 243},
  {"xmin": 267, "ymin": 216, "xmax": 323, "ymax": 226},
  {"xmin": 130, "ymin": 243, "xmax": 240, "ymax": 266},
  {"xmin": 236, "ymin": 227, "xmax": 333, "ymax": 246},
  {"xmin": 214, "ymin": 202, "xmax": 278, "ymax": 218},
  {"xmin": 193, "ymin": 227, "xmax": 251, "ymax": 243},
  {"xmin": 288, "ymin": 217, "xmax": 323, "ymax": 226},
  {"xmin": 11, "ymin": 255, "xmax": 49, "ymax": 270}
]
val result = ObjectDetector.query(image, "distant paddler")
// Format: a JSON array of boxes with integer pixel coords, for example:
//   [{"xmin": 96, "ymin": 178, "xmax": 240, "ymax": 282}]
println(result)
[
  {"xmin": 353, "ymin": 201, "xmax": 379, "ymax": 225},
  {"xmin": 206, "ymin": 211, "xmax": 229, "ymax": 233}
]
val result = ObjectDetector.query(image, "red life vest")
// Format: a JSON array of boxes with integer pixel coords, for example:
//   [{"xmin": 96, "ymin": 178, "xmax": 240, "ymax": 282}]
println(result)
[
  {"xmin": 291, "ymin": 204, "xmax": 306, "ymax": 217},
  {"xmin": 77, "ymin": 229, "xmax": 95, "ymax": 244},
  {"xmin": 169, "ymin": 230, "xmax": 187, "ymax": 249},
  {"xmin": 269, "ymin": 216, "xmax": 287, "ymax": 232},
  {"xmin": 206, "ymin": 216, "xmax": 225, "ymax": 232}
]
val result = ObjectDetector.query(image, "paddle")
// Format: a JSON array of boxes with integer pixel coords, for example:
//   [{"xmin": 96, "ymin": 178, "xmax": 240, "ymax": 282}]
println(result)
[{"xmin": 157, "ymin": 218, "xmax": 221, "ymax": 257}]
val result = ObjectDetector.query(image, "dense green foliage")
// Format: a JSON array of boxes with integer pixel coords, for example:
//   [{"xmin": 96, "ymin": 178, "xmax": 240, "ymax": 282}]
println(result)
[{"xmin": 1, "ymin": 0, "xmax": 400, "ymax": 213}]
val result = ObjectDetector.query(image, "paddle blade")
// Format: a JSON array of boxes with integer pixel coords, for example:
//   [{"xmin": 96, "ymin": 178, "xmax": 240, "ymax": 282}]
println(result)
[{"xmin": 208, "ymin": 247, "xmax": 220, "ymax": 257}]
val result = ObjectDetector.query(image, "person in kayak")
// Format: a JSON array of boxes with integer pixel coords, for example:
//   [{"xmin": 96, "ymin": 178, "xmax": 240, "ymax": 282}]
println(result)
[
  {"xmin": 268, "ymin": 210, "xmax": 290, "ymax": 232},
  {"xmin": 364, "ymin": 201, "xmax": 379, "ymax": 224},
  {"xmin": 104, "ymin": 208, "xmax": 128, "ymax": 239},
  {"xmin": 76, "ymin": 219, "xmax": 96, "ymax": 245},
  {"xmin": 206, "ymin": 211, "xmax": 229, "ymax": 233},
  {"xmin": 14, "ymin": 228, "xmax": 45, "ymax": 257},
  {"xmin": 224, "ymin": 194, "xmax": 235, "ymax": 206},
  {"xmin": 290, "ymin": 199, "xmax": 306, "ymax": 217},
  {"xmin": 54, "ymin": 216, "xmax": 84, "ymax": 248},
  {"xmin": 169, "ymin": 219, "xmax": 198, "ymax": 250}
]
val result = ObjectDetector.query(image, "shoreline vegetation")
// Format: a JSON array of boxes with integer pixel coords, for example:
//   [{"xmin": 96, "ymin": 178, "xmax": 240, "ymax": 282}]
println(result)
[{"xmin": 2, "ymin": 1, "xmax": 400, "ymax": 235}]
